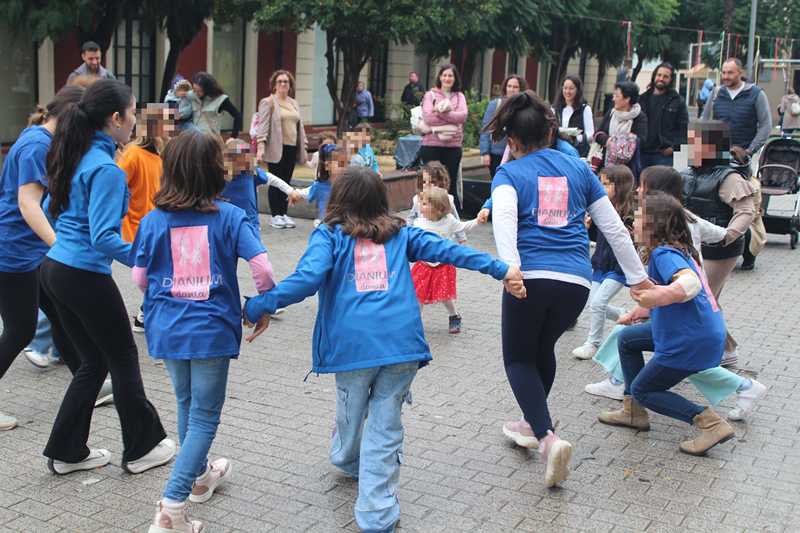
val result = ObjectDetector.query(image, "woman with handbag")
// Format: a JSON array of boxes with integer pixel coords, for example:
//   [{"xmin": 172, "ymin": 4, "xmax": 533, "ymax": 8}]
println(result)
[
  {"xmin": 253, "ymin": 70, "xmax": 308, "ymax": 229},
  {"xmin": 593, "ymin": 81, "xmax": 648, "ymax": 182},
  {"xmin": 419, "ymin": 64, "xmax": 468, "ymax": 212}
]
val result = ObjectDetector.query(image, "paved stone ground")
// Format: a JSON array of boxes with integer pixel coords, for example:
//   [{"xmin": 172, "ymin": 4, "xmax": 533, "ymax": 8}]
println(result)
[{"xmin": 1, "ymin": 214, "xmax": 800, "ymax": 533}]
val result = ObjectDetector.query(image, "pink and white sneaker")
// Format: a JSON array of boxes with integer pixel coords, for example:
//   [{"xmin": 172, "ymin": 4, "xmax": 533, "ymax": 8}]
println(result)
[
  {"xmin": 189, "ymin": 458, "xmax": 231, "ymax": 503},
  {"xmin": 501, "ymin": 420, "xmax": 539, "ymax": 449},
  {"xmin": 148, "ymin": 500, "xmax": 203, "ymax": 533},
  {"xmin": 539, "ymin": 430, "xmax": 572, "ymax": 488}
]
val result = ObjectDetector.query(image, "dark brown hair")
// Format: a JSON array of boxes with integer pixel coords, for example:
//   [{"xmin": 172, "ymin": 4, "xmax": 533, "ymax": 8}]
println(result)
[
  {"xmin": 418, "ymin": 161, "xmax": 450, "ymax": 191},
  {"xmin": 323, "ymin": 167, "xmax": 404, "ymax": 243},
  {"xmin": 553, "ymin": 75, "xmax": 586, "ymax": 111},
  {"xmin": 599, "ymin": 165, "xmax": 634, "ymax": 220},
  {"xmin": 502, "ymin": 74, "xmax": 527, "ymax": 97},
  {"xmin": 641, "ymin": 165, "xmax": 697, "ymax": 224},
  {"xmin": 435, "ymin": 63, "xmax": 462, "ymax": 93},
  {"xmin": 155, "ymin": 130, "xmax": 226, "ymax": 213},
  {"xmin": 270, "ymin": 70, "xmax": 296, "ymax": 97},
  {"xmin": 639, "ymin": 191, "xmax": 699, "ymax": 264},
  {"xmin": 28, "ymin": 84, "xmax": 85, "ymax": 126},
  {"xmin": 484, "ymin": 90, "xmax": 557, "ymax": 151},
  {"xmin": 47, "ymin": 79, "xmax": 133, "ymax": 217}
]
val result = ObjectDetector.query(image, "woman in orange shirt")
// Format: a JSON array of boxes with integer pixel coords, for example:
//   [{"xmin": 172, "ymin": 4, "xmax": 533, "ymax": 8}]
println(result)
[{"xmin": 119, "ymin": 103, "xmax": 177, "ymax": 331}]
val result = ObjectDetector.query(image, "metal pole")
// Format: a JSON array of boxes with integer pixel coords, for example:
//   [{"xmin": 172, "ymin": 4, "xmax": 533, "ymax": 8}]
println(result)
[{"xmin": 746, "ymin": 0, "xmax": 758, "ymax": 79}]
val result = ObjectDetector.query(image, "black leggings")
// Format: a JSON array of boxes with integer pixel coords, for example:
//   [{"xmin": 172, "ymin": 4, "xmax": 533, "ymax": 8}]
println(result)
[
  {"xmin": 0, "ymin": 268, "xmax": 80, "ymax": 378},
  {"xmin": 489, "ymin": 153, "xmax": 504, "ymax": 179},
  {"xmin": 419, "ymin": 145, "xmax": 463, "ymax": 212},
  {"xmin": 40, "ymin": 258, "xmax": 165, "ymax": 463},
  {"xmin": 501, "ymin": 278, "xmax": 589, "ymax": 439},
  {"xmin": 267, "ymin": 144, "xmax": 298, "ymax": 216}
]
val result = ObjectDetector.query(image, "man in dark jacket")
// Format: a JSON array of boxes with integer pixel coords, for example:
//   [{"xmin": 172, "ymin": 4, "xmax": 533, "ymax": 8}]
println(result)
[
  {"xmin": 401, "ymin": 71, "xmax": 424, "ymax": 107},
  {"xmin": 639, "ymin": 62, "xmax": 689, "ymax": 168}
]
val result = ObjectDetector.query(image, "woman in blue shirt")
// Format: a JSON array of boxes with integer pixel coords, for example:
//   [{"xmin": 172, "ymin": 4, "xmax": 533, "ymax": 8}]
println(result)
[
  {"xmin": 39, "ymin": 79, "xmax": 173, "ymax": 475},
  {"xmin": 0, "ymin": 85, "xmax": 85, "ymax": 430},
  {"xmin": 480, "ymin": 74, "xmax": 526, "ymax": 178},
  {"xmin": 485, "ymin": 90, "xmax": 652, "ymax": 487}
]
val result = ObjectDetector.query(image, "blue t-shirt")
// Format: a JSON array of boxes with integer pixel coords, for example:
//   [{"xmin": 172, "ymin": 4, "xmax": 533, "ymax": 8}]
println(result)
[
  {"xmin": 244, "ymin": 225, "xmax": 508, "ymax": 374},
  {"xmin": 307, "ymin": 181, "xmax": 332, "ymax": 219},
  {"xmin": 649, "ymin": 246, "xmax": 725, "ymax": 372},
  {"xmin": 0, "ymin": 126, "xmax": 52, "ymax": 272},
  {"xmin": 222, "ymin": 168, "xmax": 266, "ymax": 232},
  {"xmin": 357, "ymin": 144, "xmax": 380, "ymax": 174},
  {"xmin": 133, "ymin": 201, "xmax": 266, "ymax": 359},
  {"xmin": 491, "ymin": 148, "xmax": 606, "ymax": 281},
  {"xmin": 47, "ymin": 131, "xmax": 132, "ymax": 274}
]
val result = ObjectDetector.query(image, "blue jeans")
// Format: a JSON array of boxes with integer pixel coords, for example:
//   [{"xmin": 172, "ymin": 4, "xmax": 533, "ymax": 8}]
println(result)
[
  {"xmin": 330, "ymin": 362, "xmax": 418, "ymax": 533},
  {"xmin": 27, "ymin": 309, "xmax": 60, "ymax": 358},
  {"xmin": 163, "ymin": 357, "xmax": 230, "ymax": 502},
  {"xmin": 587, "ymin": 279, "xmax": 625, "ymax": 346},
  {"xmin": 617, "ymin": 322, "xmax": 705, "ymax": 424},
  {"xmin": 640, "ymin": 152, "xmax": 674, "ymax": 169}
]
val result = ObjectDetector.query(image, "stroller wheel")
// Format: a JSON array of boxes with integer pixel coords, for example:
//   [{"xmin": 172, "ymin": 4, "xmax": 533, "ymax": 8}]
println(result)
[{"xmin": 791, "ymin": 231, "xmax": 798, "ymax": 250}]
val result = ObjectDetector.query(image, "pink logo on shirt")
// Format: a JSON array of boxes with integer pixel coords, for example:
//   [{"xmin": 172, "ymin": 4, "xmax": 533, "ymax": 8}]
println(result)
[
  {"xmin": 537, "ymin": 176, "xmax": 569, "ymax": 227},
  {"xmin": 692, "ymin": 258, "xmax": 720, "ymax": 312},
  {"xmin": 354, "ymin": 239, "xmax": 389, "ymax": 292},
  {"xmin": 170, "ymin": 226, "xmax": 211, "ymax": 300}
]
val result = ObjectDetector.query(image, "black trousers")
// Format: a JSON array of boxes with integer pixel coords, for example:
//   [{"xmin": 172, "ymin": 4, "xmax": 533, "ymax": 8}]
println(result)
[
  {"xmin": 489, "ymin": 153, "xmax": 504, "ymax": 179},
  {"xmin": 0, "ymin": 268, "xmax": 80, "ymax": 378},
  {"xmin": 501, "ymin": 279, "xmax": 589, "ymax": 439},
  {"xmin": 40, "ymin": 258, "xmax": 165, "ymax": 463},
  {"xmin": 267, "ymin": 144, "xmax": 298, "ymax": 217},
  {"xmin": 418, "ymin": 145, "xmax": 463, "ymax": 212}
]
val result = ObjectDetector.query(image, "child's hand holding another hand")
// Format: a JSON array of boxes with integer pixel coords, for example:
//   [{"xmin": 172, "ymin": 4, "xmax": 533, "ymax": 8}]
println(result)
[
  {"xmin": 242, "ymin": 297, "xmax": 271, "ymax": 342},
  {"xmin": 503, "ymin": 265, "xmax": 526, "ymax": 299}
]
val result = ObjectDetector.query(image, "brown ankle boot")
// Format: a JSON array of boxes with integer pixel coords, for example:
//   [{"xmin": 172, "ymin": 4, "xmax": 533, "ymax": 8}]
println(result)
[
  {"xmin": 598, "ymin": 396, "xmax": 650, "ymax": 430},
  {"xmin": 679, "ymin": 408, "xmax": 734, "ymax": 456}
]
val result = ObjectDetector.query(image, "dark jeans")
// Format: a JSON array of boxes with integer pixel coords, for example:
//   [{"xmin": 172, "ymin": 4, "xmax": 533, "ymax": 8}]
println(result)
[
  {"xmin": 40, "ymin": 258, "xmax": 166, "ymax": 463},
  {"xmin": 640, "ymin": 152, "xmax": 674, "ymax": 169},
  {"xmin": 617, "ymin": 321, "xmax": 705, "ymax": 425},
  {"xmin": 0, "ymin": 268, "xmax": 79, "ymax": 378},
  {"xmin": 267, "ymin": 144, "xmax": 298, "ymax": 217},
  {"xmin": 489, "ymin": 153, "xmax": 503, "ymax": 179},
  {"xmin": 418, "ymin": 145, "xmax": 463, "ymax": 212},
  {"xmin": 501, "ymin": 279, "xmax": 589, "ymax": 439}
]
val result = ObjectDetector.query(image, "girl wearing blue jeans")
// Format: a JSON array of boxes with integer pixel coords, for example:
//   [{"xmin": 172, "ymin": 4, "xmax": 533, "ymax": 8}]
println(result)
[
  {"xmin": 134, "ymin": 131, "xmax": 276, "ymax": 533},
  {"xmin": 599, "ymin": 191, "xmax": 735, "ymax": 456},
  {"xmin": 245, "ymin": 167, "xmax": 525, "ymax": 533}
]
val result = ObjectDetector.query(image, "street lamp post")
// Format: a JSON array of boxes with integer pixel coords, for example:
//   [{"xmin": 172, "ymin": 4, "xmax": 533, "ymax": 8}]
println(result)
[{"xmin": 746, "ymin": 0, "xmax": 758, "ymax": 79}]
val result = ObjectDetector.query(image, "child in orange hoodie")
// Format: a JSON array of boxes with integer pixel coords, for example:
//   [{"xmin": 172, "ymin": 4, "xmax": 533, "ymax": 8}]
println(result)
[{"xmin": 119, "ymin": 103, "xmax": 177, "ymax": 332}]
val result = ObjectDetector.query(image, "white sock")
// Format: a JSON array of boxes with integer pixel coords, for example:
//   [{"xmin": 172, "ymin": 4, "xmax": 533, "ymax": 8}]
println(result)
[{"xmin": 162, "ymin": 498, "xmax": 184, "ymax": 507}]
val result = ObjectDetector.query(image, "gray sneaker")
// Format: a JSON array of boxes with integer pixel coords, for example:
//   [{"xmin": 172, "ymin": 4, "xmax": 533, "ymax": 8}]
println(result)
[
  {"xmin": 94, "ymin": 378, "xmax": 114, "ymax": 407},
  {"xmin": 0, "ymin": 411, "xmax": 17, "ymax": 431}
]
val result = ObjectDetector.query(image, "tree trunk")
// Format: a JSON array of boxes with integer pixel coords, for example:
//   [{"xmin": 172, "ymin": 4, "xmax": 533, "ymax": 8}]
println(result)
[
  {"xmin": 723, "ymin": 0, "xmax": 736, "ymax": 35},
  {"xmin": 325, "ymin": 35, "xmax": 370, "ymax": 136},
  {"xmin": 579, "ymin": 48, "xmax": 589, "ymax": 82},
  {"xmin": 160, "ymin": 44, "xmax": 182, "ymax": 100},
  {"xmin": 631, "ymin": 55, "xmax": 644, "ymax": 84},
  {"xmin": 461, "ymin": 48, "xmax": 479, "ymax": 91},
  {"xmin": 593, "ymin": 57, "xmax": 608, "ymax": 113}
]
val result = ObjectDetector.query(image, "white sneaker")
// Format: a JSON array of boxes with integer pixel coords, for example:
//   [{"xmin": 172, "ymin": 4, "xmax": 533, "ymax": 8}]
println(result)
[
  {"xmin": 94, "ymin": 378, "xmax": 114, "ymax": 407},
  {"xmin": 270, "ymin": 215, "xmax": 286, "ymax": 229},
  {"xmin": 123, "ymin": 438, "xmax": 176, "ymax": 474},
  {"xmin": 49, "ymin": 448, "xmax": 111, "ymax": 475},
  {"xmin": 24, "ymin": 348, "xmax": 59, "ymax": 368},
  {"xmin": 282, "ymin": 215, "xmax": 296, "ymax": 228},
  {"xmin": 572, "ymin": 343, "xmax": 598, "ymax": 360},
  {"xmin": 189, "ymin": 458, "xmax": 232, "ymax": 503},
  {"xmin": 729, "ymin": 379, "xmax": 767, "ymax": 421},
  {"xmin": 0, "ymin": 411, "xmax": 17, "ymax": 431},
  {"xmin": 721, "ymin": 350, "xmax": 738, "ymax": 367},
  {"xmin": 148, "ymin": 500, "xmax": 204, "ymax": 533},
  {"xmin": 584, "ymin": 378, "xmax": 625, "ymax": 400}
]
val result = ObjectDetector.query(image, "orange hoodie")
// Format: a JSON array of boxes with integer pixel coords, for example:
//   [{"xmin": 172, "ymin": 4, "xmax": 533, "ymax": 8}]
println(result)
[{"xmin": 119, "ymin": 144, "xmax": 162, "ymax": 243}]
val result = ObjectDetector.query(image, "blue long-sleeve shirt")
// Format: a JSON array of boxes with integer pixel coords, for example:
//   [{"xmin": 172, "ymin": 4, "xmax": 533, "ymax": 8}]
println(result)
[
  {"xmin": 355, "ymin": 89, "xmax": 374, "ymax": 118},
  {"xmin": 47, "ymin": 131, "xmax": 132, "ymax": 274},
  {"xmin": 479, "ymin": 98, "xmax": 507, "ymax": 156},
  {"xmin": 245, "ymin": 225, "xmax": 508, "ymax": 373}
]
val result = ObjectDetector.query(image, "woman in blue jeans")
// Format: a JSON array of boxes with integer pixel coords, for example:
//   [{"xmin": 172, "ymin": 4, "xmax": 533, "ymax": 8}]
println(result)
[
  {"xmin": 245, "ymin": 167, "xmax": 525, "ymax": 532},
  {"xmin": 599, "ymin": 192, "xmax": 734, "ymax": 456}
]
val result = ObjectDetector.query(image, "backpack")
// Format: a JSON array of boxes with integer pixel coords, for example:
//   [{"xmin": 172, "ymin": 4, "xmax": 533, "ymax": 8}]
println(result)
[{"xmin": 604, "ymin": 133, "xmax": 638, "ymax": 165}]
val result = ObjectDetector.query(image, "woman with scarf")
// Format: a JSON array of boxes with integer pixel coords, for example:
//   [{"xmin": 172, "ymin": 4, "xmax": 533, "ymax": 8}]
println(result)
[{"xmin": 594, "ymin": 81, "xmax": 647, "ymax": 182}]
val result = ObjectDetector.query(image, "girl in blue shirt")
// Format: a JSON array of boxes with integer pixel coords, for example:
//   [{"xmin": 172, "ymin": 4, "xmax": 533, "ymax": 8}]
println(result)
[
  {"xmin": 599, "ymin": 191, "xmax": 734, "ymax": 456},
  {"xmin": 295, "ymin": 143, "xmax": 343, "ymax": 226},
  {"xmin": 0, "ymin": 85, "xmax": 85, "ymax": 430},
  {"xmin": 244, "ymin": 167, "xmax": 525, "ymax": 533},
  {"xmin": 136, "ymin": 131, "xmax": 276, "ymax": 533},
  {"xmin": 39, "ymin": 80, "xmax": 173, "ymax": 476}
]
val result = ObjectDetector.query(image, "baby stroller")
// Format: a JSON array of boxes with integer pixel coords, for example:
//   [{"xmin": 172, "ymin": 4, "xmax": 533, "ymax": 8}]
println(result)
[{"xmin": 757, "ymin": 136, "xmax": 800, "ymax": 248}]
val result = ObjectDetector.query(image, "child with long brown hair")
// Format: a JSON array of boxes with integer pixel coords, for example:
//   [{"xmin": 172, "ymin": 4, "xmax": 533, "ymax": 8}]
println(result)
[
  {"xmin": 244, "ymin": 167, "xmax": 524, "ymax": 533},
  {"xmin": 135, "ymin": 130, "xmax": 276, "ymax": 532},
  {"xmin": 598, "ymin": 191, "xmax": 734, "ymax": 456},
  {"xmin": 573, "ymin": 165, "xmax": 635, "ymax": 361}
]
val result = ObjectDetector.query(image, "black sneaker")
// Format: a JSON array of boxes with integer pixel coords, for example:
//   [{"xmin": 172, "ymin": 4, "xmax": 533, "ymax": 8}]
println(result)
[
  {"xmin": 448, "ymin": 314, "xmax": 462, "ymax": 334},
  {"xmin": 740, "ymin": 259, "xmax": 755, "ymax": 271},
  {"xmin": 132, "ymin": 311, "xmax": 145, "ymax": 333}
]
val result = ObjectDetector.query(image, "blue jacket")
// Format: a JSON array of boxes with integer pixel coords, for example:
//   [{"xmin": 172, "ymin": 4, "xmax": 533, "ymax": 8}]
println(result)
[
  {"xmin": 47, "ymin": 131, "xmax": 132, "ymax": 274},
  {"xmin": 355, "ymin": 89, "xmax": 374, "ymax": 118},
  {"xmin": 245, "ymin": 225, "xmax": 508, "ymax": 373},
  {"xmin": 479, "ymin": 98, "xmax": 507, "ymax": 156}
]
